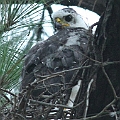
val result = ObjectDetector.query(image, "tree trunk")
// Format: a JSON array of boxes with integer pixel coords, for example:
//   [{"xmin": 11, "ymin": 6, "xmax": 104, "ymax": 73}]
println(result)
[{"xmin": 88, "ymin": 0, "xmax": 120, "ymax": 119}]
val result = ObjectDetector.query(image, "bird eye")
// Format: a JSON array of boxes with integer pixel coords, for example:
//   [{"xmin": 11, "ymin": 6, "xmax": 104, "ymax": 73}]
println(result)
[{"xmin": 64, "ymin": 15, "xmax": 73, "ymax": 22}]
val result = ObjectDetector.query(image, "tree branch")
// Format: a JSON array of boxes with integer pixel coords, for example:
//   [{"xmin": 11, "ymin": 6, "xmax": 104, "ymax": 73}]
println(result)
[{"xmin": 1, "ymin": 0, "xmax": 106, "ymax": 15}]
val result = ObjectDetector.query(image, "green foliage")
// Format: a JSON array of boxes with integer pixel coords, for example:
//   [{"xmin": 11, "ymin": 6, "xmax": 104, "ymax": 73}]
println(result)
[
  {"xmin": 0, "ymin": 0, "xmax": 64, "ymax": 117},
  {"xmin": 0, "ymin": 0, "xmax": 62, "ymax": 111},
  {"xmin": 0, "ymin": 0, "xmax": 46, "ymax": 91}
]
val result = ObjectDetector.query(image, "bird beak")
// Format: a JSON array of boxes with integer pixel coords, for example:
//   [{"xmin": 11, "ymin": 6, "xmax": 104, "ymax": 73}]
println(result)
[{"xmin": 55, "ymin": 17, "xmax": 70, "ymax": 30}]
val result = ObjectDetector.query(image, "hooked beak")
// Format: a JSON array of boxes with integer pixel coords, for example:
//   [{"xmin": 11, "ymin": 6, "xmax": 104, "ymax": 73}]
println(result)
[{"xmin": 55, "ymin": 17, "xmax": 70, "ymax": 30}]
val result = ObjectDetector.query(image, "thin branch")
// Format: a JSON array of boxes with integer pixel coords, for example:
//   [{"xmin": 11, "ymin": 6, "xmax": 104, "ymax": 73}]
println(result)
[
  {"xmin": 10, "ymin": 112, "xmax": 27, "ymax": 120},
  {"xmin": 0, "ymin": 88, "xmax": 17, "ymax": 97},
  {"xmin": 83, "ymin": 79, "xmax": 94, "ymax": 118},
  {"xmin": 35, "ymin": 64, "xmax": 92, "ymax": 78},
  {"xmin": 35, "ymin": 61, "xmax": 120, "ymax": 78},
  {"xmin": 80, "ymin": 99, "xmax": 116, "ymax": 120},
  {"xmin": 101, "ymin": 65, "xmax": 117, "ymax": 98},
  {"xmin": 29, "ymin": 99, "xmax": 84, "ymax": 109},
  {"xmin": 111, "ymin": 105, "xmax": 119, "ymax": 120},
  {"xmin": 92, "ymin": 0, "xmax": 98, "ymax": 11},
  {"xmin": 30, "ymin": 99, "xmax": 73, "ymax": 109},
  {"xmin": 78, "ymin": 0, "xmax": 83, "ymax": 7}
]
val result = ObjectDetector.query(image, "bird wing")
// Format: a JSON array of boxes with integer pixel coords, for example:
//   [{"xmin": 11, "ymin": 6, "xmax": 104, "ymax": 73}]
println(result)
[{"xmin": 21, "ymin": 27, "xmax": 92, "ymax": 99}]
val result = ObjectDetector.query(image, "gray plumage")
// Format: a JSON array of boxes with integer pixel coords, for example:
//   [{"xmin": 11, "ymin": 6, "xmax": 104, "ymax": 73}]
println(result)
[{"xmin": 21, "ymin": 27, "xmax": 92, "ymax": 97}]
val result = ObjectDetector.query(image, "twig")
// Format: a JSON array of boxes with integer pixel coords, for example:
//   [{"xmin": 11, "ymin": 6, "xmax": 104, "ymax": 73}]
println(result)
[
  {"xmin": 30, "ymin": 99, "xmax": 73, "ymax": 109},
  {"xmin": 29, "ymin": 99, "xmax": 84, "ymax": 109},
  {"xmin": 78, "ymin": 0, "xmax": 83, "ymax": 7},
  {"xmin": 80, "ymin": 99, "xmax": 116, "ymax": 120},
  {"xmin": 35, "ymin": 61, "xmax": 120, "ymax": 78},
  {"xmin": 0, "ymin": 88, "xmax": 17, "ymax": 97},
  {"xmin": 10, "ymin": 112, "xmax": 27, "ymax": 120},
  {"xmin": 101, "ymin": 65, "xmax": 117, "ymax": 98},
  {"xmin": 111, "ymin": 105, "xmax": 118, "ymax": 120},
  {"xmin": 92, "ymin": 0, "xmax": 98, "ymax": 11},
  {"xmin": 35, "ymin": 64, "xmax": 92, "ymax": 78},
  {"xmin": 83, "ymin": 79, "xmax": 94, "ymax": 118}
]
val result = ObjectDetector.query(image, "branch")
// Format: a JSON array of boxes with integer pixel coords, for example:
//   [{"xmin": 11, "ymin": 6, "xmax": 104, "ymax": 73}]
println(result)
[
  {"xmin": 83, "ymin": 79, "xmax": 94, "ymax": 118},
  {"xmin": 0, "ymin": 88, "xmax": 17, "ymax": 97},
  {"xmin": 35, "ymin": 61, "xmax": 120, "ymax": 78},
  {"xmin": 1, "ymin": 0, "xmax": 106, "ymax": 15},
  {"xmin": 80, "ymin": 99, "xmax": 116, "ymax": 120},
  {"xmin": 101, "ymin": 65, "xmax": 117, "ymax": 98},
  {"xmin": 29, "ymin": 99, "xmax": 84, "ymax": 109},
  {"xmin": 30, "ymin": 99, "xmax": 73, "ymax": 109}
]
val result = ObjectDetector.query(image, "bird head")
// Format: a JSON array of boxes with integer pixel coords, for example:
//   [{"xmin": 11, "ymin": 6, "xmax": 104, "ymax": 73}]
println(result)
[{"xmin": 52, "ymin": 8, "xmax": 88, "ymax": 30}]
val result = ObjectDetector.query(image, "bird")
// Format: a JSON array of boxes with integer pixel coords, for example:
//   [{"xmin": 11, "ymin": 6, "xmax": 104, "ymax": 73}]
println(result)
[
  {"xmin": 52, "ymin": 8, "xmax": 88, "ymax": 30},
  {"xmin": 20, "ymin": 8, "xmax": 93, "ymax": 119}
]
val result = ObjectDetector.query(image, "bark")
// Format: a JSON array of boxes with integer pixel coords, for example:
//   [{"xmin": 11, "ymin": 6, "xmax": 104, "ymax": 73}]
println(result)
[{"xmin": 88, "ymin": 0, "xmax": 120, "ymax": 119}]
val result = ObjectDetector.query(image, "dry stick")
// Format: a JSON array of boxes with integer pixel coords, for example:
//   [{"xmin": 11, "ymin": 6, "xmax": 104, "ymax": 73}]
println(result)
[
  {"xmin": 29, "ymin": 99, "xmax": 84, "ymax": 109},
  {"xmin": 83, "ymin": 79, "xmax": 94, "ymax": 118},
  {"xmin": 36, "ymin": 65, "xmax": 92, "ymax": 78},
  {"xmin": 30, "ymin": 99, "xmax": 73, "ymax": 109},
  {"xmin": 35, "ymin": 61, "xmax": 120, "ymax": 78}
]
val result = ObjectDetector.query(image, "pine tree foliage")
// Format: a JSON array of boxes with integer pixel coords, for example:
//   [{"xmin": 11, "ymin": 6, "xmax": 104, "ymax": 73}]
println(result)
[{"xmin": 0, "ymin": 0, "xmax": 56, "ymax": 107}]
